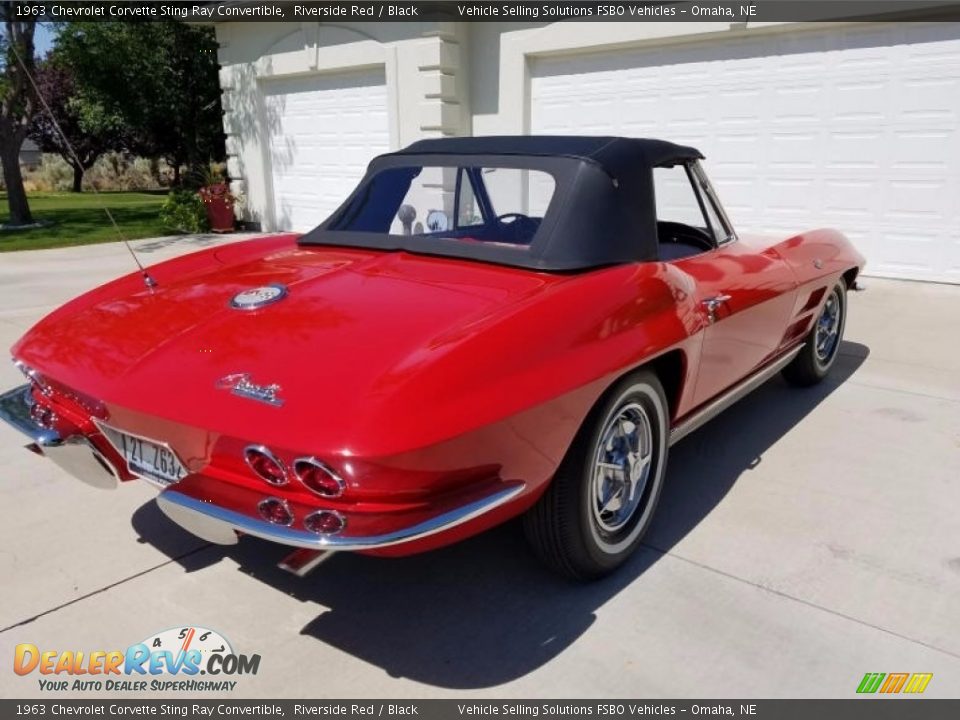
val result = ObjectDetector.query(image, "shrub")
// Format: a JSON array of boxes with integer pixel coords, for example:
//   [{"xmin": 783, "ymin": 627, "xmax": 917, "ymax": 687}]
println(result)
[
  {"xmin": 159, "ymin": 190, "xmax": 209, "ymax": 233},
  {"xmin": 84, "ymin": 151, "xmax": 166, "ymax": 191},
  {"xmin": 19, "ymin": 154, "xmax": 74, "ymax": 192},
  {"xmin": 21, "ymin": 152, "xmax": 170, "ymax": 192}
]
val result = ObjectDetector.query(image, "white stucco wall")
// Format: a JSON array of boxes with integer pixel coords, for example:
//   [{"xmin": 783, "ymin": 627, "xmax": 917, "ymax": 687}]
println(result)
[
  {"xmin": 213, "ymin": 20, "xmax": 798, "ymax": 230},
  {"xmin": 214, "ymin": 21, "xmax": 471, "ymax": 229}
]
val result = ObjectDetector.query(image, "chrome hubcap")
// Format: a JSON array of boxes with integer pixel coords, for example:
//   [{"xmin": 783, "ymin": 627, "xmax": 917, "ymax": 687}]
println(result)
[
  {"xmin": 591, "ymin": 402, "xmax": 654, "ymax": 534},
  {"xmin": 815, "ymin": 289, "xmax": 842, "ymax": 362}
]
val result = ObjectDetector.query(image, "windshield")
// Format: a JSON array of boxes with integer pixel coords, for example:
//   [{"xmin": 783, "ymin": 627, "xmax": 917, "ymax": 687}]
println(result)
[{"xmin": 327, "ymin": 164, "xmax": 557, "ymax": 248}]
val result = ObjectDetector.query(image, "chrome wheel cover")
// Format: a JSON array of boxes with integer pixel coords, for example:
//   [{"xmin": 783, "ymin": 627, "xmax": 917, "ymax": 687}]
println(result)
[
  {"xmin": 590, "ymin": 402, "xmax": 654, "ymax": 534},
  {"xmin": 815, "ymin": 288, "xmax": 842, "ymax": 363}
]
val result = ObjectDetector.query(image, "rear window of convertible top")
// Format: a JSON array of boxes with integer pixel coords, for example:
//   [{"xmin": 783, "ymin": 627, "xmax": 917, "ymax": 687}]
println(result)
[{"xmin": 328, "ymin": 165, "xmax": 557, "ymax": 248}]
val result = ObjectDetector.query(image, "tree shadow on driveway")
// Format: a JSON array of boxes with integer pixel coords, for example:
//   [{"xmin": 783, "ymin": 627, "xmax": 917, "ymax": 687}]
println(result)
[{"xmin": 132, "ymin": 342, "xmax": 868, "ymax": 689}]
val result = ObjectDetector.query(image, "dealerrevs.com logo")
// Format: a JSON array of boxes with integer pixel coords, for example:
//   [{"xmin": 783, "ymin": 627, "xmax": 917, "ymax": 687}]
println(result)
[{"xmin": 13, "ymin": 626, "xmax": 260, "ymax": 693}]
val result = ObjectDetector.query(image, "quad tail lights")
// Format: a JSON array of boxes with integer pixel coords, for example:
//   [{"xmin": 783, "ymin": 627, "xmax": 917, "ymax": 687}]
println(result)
[
  {"xmin": 258, "ymin": 497, "xmax": 294, "ymax": 526},
  {"xmin": 293, "ymin": 458, "xmax": 345, "ymax": 498},
  {"xmin": 245, "ymin": 446, "xmax": 347, "ymax": 534},
  {"xmin": 244, "ymin": 445, "xmax": 287, "ymax": 486},
  {"xmin": 304, "ymin": 510, "xmax": 346, "ymax": 536}
]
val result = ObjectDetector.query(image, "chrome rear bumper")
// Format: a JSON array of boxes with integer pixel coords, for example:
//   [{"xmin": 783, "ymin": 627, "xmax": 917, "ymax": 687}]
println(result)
[
  {"xmin": 0, "ymin": 384, "xmax": 59, "ymax": 446},
  {"xmin": 156, "ymin": 483, "xmax": 525, "ymax": 551},
  {"xmin": 0, "ymin": 383, "xmax": 120, "ymax": 489},
  {"xmin": 3, "ymin": 381, "xmax": 525, "ymax": 552}
]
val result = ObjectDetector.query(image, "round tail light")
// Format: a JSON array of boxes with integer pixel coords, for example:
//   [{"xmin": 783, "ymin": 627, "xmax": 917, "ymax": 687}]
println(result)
[
  {"xmin": 30, "ymin": 402, "xmax": 56, "ymax": 429},
  {"xmin": 293, "ymin": 458, "xmax": 345, "ymax": 498},
  {"xmin": 304, "ymin": 510, "xmax": 345, "ymax": 535},
  {"xmin": 15, "ymin": 360, "xmax": 53, "ymax": 397},
  {"xmin": 244, "ymin": 446, "xmax": 287, "ymax": 486},
  {"xmin": 258, "ymin": 497, "xmax": 293, "ymax": 526}
]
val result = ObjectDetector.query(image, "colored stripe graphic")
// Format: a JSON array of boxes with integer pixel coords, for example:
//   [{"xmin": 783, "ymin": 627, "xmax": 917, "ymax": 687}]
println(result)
[
  {"xmin": 857, "ymin": 672, "xmax": 932, "ymax": 694},
  {"xmin": 903, "ymin": 673, "xmax": 933, "ymax": 694},
  {"xmin": 880, "ymin": 673, "xmax": 909, "ymax": 693},
  {"xmin": 857, "ymin": 673, "xmax": 886, "ymax": 694}
]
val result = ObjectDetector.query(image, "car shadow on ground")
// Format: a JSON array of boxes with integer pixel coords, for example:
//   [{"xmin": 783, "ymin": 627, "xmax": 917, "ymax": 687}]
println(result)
[{"xmin": 132, "ymin": 342, "xmax": 868, "ymax": 689}]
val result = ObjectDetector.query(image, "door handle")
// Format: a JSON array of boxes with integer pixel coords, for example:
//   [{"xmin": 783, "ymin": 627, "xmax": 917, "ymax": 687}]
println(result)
[{"xmin": 701, "ymin": 294, "xmax": 731, "ymax": 323}]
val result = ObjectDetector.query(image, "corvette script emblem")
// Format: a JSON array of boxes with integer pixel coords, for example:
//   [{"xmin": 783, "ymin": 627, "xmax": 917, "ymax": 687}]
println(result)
[
  {"xmin": 216, "ymin": 373, "xmax": 284, "ymax": 407},
  {"xmin": 230, "ymin": 283, "xmax": 287, "ymax": 310}
]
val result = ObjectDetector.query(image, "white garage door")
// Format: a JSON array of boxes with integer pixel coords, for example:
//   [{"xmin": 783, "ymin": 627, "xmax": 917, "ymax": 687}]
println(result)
[
  {"xmin": 531, "ymin": 25, "xmax": 960, "ymax": 283},
  {"xmin": 264, "ymin": 69, "xmax": 390, "ymax": 232}
]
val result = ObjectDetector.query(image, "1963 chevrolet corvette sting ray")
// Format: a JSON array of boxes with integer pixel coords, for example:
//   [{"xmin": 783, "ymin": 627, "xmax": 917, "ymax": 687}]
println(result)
[{"xmin": 0, "ymin": 136, "xmax": 864, "ymax": 579}]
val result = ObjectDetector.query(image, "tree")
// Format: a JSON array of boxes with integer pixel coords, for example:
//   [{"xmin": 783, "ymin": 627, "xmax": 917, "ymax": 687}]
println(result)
[
  {"xmin": 55, "ymin": 22, "xmax": 225, "ymax": 186},
  {"xmin": 0, "ymin": 4, "xmax": 36, "ymax": 225},
  {"xmin": 28, "ymin": 61, "xmax": 122, "ymax": 192}
]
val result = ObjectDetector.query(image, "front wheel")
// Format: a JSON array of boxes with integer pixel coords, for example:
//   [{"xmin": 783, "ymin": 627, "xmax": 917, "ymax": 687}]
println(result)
[
  {"xmin": 782, "ymin": 279, "xmax": 847, "ymax": 387},
  {"xmin": 524, "ymin": 371, "xmax": 669, "ymax": 580}
]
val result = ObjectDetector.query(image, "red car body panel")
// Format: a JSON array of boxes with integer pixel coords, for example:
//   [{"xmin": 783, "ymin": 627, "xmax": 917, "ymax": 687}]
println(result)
[{"xmin": 9, "ymin": 227, "xmax": 863, "ymax": 556}]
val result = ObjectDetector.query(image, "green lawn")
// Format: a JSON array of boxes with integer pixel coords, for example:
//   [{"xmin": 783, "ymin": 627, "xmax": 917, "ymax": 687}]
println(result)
[{"xmin": 0, "ymin": 191, "xmax": 170, "ymax": 252}]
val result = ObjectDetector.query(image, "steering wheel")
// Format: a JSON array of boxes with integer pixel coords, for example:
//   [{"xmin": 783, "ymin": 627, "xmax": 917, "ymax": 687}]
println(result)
[
  {"xmin": 495, "ymin": 213, "xmax": 539, "ymax": 243},
  {"xmin": 497, "ymin": 213, "xmax": 530, "ymax": 224}
]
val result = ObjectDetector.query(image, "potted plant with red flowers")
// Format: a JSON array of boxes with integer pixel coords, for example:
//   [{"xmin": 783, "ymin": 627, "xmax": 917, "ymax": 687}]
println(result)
[{"xmin": 198, "ymin": 181, "xmax": 236, "ymax": 232}]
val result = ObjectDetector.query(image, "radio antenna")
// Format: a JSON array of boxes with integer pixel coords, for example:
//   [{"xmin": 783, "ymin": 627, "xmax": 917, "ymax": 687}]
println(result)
[{"xmin": 8, "ymin": 40, "xmax": 158, "ymax": 291}]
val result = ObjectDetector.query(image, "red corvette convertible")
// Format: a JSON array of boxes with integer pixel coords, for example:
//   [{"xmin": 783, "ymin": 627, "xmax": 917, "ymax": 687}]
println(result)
[{"xmin": 1, "ymin": 137, "xmax": 864, "ymax": 579}]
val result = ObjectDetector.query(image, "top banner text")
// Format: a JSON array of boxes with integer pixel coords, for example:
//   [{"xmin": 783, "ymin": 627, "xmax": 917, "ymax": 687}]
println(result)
[{"xmin": 10, "ymin": 1, "xmax": 960, "ymax": 23}]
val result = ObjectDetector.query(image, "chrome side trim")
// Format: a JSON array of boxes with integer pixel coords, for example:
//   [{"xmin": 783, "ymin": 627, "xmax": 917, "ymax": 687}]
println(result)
[
  {"xmin": 669, "ymin": 344, "xmax": 805, "ymax": 446},
  {"xmin": 0, "ymin": 384, "xmax": 61, "ymax": 447},
  {"xmin": 156, "ymin": 482, "xmax": 526, "ymax": 551}
]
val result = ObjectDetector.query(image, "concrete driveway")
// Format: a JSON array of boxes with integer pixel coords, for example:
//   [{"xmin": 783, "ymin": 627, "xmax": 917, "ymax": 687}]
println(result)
[{"xmin": 0, "ymin": 237, "xmax": 958, "ymax": 699}]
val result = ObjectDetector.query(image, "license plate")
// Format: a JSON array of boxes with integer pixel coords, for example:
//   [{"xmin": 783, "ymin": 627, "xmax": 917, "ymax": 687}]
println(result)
[{"xmin": 97, "ymin": 423, "xmax": 187, "ymax": 487}]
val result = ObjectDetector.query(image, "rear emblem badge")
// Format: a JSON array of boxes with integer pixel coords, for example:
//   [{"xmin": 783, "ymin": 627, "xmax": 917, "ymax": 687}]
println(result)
[
  {"xmin": 216, "ymin": 373, "xmax": 284, "ymax": 407},
  {"xmin": 230, "ymin": 284, "xmax": 287, "ymax": 310}
]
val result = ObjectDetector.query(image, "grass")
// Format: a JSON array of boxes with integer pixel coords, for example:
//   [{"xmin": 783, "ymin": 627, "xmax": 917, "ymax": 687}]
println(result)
[{"xmin": 0, "ymin": 191, "xmax": 171, "ymax": 252}]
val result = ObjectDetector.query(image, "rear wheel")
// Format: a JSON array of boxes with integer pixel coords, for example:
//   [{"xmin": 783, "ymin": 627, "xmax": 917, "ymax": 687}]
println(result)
[
  {"xmin": 782, "ymin": 279, "xmax": 847, "ymax": 387},
  {"xmin": 524, "ymin": 371, "xmax": 669, "ymax": 580}
]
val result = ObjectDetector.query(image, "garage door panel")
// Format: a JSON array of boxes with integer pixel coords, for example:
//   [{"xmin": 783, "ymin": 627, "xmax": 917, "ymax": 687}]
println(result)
[
  {"xmin": 823, "ymin": 179, "xmax": 878, "ymax": 220},
  {"xmin": 264, "ymin": 68, "xmax": 389, "ymax": 232},
  {"xmin": 898, "ymin": 76, "xmax": 960, "ymax": 122},
  {"xmin": 531, "ymin": 24, "xmax": 960, "ymax": 282}
]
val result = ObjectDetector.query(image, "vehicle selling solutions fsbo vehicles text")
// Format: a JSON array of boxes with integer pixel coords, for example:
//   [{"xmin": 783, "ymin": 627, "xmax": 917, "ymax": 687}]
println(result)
[{"xmin": 456, "ymin": 4, "xmax": 757, "ymax": 18}]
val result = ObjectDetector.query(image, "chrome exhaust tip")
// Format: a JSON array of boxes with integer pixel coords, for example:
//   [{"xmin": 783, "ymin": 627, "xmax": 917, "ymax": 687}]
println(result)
[{"xmin": 278, "ymin": 548, "xmax": 334, "ymax": 577}]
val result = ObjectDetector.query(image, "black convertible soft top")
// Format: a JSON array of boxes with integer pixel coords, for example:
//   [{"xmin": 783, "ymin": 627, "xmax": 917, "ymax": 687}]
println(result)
[
  {"xmin": 394, "ymin": 135, "xmax": 703, "ymax": 177},
  {"xmin": 299, "ymin": 136, "xmax": 705, "ymax": 271}
]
